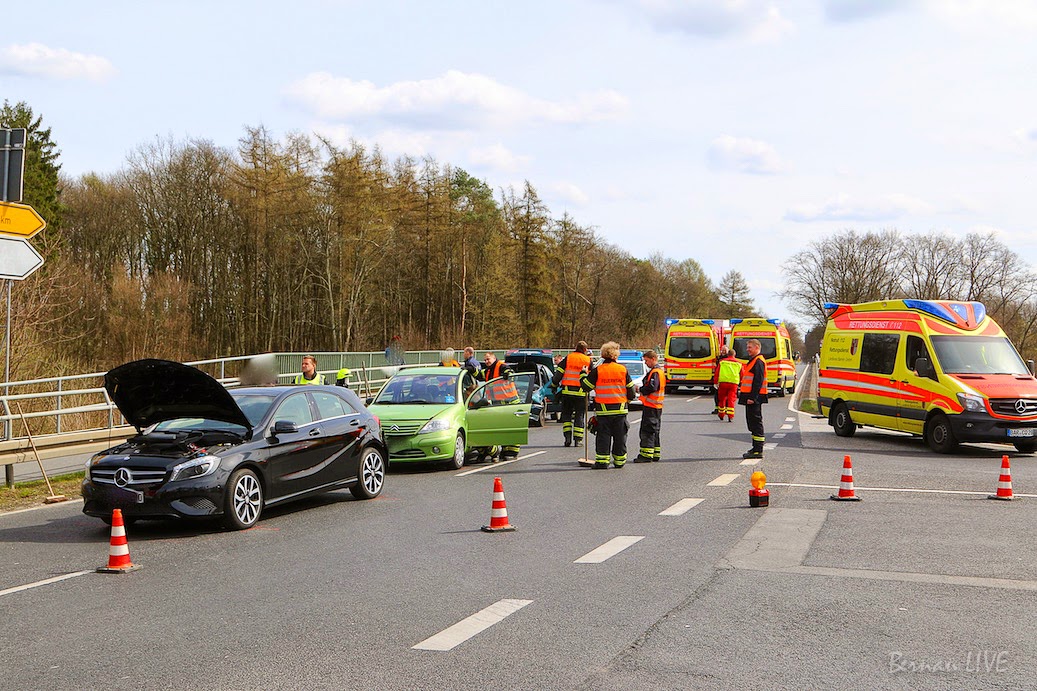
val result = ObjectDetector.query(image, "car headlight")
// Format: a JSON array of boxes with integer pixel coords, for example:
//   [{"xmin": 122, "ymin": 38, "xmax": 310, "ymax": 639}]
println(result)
[
  {"xmin": 170, "ymin": 455, "xmax": 222, "ymax": 482},
  {"xmin": 418, "ymin": 418, "xmax": 451, "ymax": 434},
  {"xmin": 956, "ymin": 393, "xmax": 986, "ymax": 413}
]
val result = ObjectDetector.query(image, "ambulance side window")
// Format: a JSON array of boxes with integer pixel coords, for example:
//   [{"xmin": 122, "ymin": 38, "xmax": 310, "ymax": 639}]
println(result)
[
  {"xmin": 859, "ymin": 333, "xmax": 899, "ymax": 375},
  {"xmin": 905, "ymin": 336, "xmax": 931, "ymax": 373}
]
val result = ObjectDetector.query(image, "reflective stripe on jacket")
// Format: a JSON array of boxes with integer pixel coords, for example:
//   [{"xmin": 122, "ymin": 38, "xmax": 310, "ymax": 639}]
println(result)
[
  {"xmin": 718, "ymin": 358, "xmax": 742, "ymax": 385},
  {"xmin": 584, "ymin": 361, "xmax": 634, "ymax": 415},
  {"xmin": 558, "ymin": 352, "xmax": 591, "ymax": 395},
  {"xmin": 641, "ymin": 366, "xmax": 665, "ymax": 409},
  {"xmin": 739, "ymin": 355, "xmax": 768, "ymax": 396},
  {"xmin": 482, "ymin": 360, "xmax": 518, "ymax": 400}
]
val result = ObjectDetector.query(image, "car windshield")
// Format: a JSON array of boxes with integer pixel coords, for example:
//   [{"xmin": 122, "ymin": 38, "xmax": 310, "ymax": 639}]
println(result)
[
  {"xmin": 152, "ymin": 417, "xmax": 250, "ymax": 434},
  {"xmin": 733, "ymin": 337, "xmax": 777, "ymax": 359},
  {"xmin": 621, "ymin": 361, "xmax": 646, "ymax": 377},
  {"xmin": 230, "ymin": 393, "xmax": 279, "ymax": 426},
  {"xmin": 668, "ymin": 337, "xmax": 711, "ymax": 359},
  {"xmin": 930, "ymin": 336, "xmax": 1029, "ymax": 375},
  {"xmin": 374, "ymin": 373, "xmax": 459, "ymax": 404}
]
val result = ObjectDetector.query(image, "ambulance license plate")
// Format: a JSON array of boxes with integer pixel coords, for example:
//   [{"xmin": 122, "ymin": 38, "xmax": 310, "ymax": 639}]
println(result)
[
  {"xmin": 1008, "ymin": 428, "xmax": 1036, "ymax": 438},
  {"xmin": 670, "ymin": 374, "xmax": 686, "ymax": 380}
]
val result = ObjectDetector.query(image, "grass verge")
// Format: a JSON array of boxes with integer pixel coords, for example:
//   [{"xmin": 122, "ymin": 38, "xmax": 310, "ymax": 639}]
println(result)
[
  {"xmin": 0, "ymin": 472, "xmax": 84, "ymax": 513},
  {"xmin": 799, "ymin": 398, "xmax": 818, "ymax": 414}
]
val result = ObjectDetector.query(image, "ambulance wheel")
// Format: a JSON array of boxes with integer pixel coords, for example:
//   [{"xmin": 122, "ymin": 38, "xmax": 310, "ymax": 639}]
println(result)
[
  {"xmin": 1013, "ymin": 440, "xmax": 1037, "ymax": 454},
  {"xmin": 788, "ymin": 378, "xmax": 796, "ymax": 394},
  {"xmin": 777, "ymin": 378, "xmax": 786, "ymax": 397},
  {"xmin": 831, "ymin": 403, "xmax": 856, "ymax": 437},
  {"xmin": 925, "ymin": 414, "xmax": 958, "ymax": 454}
]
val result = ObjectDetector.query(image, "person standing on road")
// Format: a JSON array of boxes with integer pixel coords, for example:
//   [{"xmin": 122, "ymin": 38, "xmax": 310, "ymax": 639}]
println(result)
[
  {"xmin": 739, "ymin": 339, "xmax": 768, "ymax": 459},
  {"xmin": 634, "ymin": 350, "xmax": 665, "ymax": 462},
  {"xmin": 715, "ymin": 348, "xmax": 740, "ymax": 422},
  {"xmin": 295, "ymin": 355, "xmax": 327, "ymax": 385},
  {"xmin": 581, "ymin": 341, "xmax": 636, "ymax": 469},
  {"xmin": 551, "ymin": 341, "xmax": 592, "ymax": 447},
  {"xmin": 477, "ymin": 352, "xmax": 521, "ymax": 461}
]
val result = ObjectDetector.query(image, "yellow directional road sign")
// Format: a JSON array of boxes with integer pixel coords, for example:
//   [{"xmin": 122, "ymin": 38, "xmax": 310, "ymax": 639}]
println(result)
[{"xmin": 0, "ymin": 201, "xmax": 46, "ymax": 239}]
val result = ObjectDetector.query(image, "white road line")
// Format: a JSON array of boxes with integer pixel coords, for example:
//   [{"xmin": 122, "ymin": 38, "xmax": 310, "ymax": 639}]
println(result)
[
  {"xmin": 767, "ymin": 482, "xmax": 1037, "ymax": 498},
  {"xmin": 574, "ymin": 535, "xmax": 645, "ymax": 563},
  {"xmin": 454, "ymin": 450, "xmax": 546, "ymax": 476},
  {"xmin": 763, "ymin": 442, "xmax": 778, "ymax": 450},
  {"xmin": 773, "ymin": 433, "xmax": 786, "ymax": 439},
  {"xmin": 659, "ymin": 498, "xmax": 705, "ymax": 516},
  {"xmin": 629, "ymin": 416, "xmax": 642, "ymax": 426},
  {"xmin": 707, "ymin": 474, "xmax": 740, "ymax": 486},
  {"xmin": 0, "ymin": 570, "xmax": 92, "ymax": 598},
  {"xmin": 785, "ymin": 417, "xmax": 795, "ymax": 422},
  {"xmin": 780, "ymin": 424, "xmax": 793, "ymax": 430},
  {"xmin": 739, "ymin": 458, "xmax": 760, "ymax": 466},
  {"xmin": 412, "ymin": 599, "xmax": 533, "ymax": 651}
]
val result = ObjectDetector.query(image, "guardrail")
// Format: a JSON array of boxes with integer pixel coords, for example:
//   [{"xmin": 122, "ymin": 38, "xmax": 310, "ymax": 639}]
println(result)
[{"xmin": 0, "ymin": 349, "xmax": 510, "ymax": 486}]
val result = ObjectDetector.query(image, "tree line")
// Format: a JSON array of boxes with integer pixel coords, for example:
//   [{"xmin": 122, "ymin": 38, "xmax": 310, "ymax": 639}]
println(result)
[
  {"xmin": 782, "ymin": 229, "xmax": 1037, "ymax": 360},
  {"xmin": 3, "ymin": 101, "xmax": 760, "ymax": 381}
]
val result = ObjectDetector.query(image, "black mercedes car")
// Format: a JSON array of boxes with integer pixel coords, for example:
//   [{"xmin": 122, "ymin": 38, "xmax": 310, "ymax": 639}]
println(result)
[{"xmin": 82, "ymin": 359, "xmax": 387, "ymax": 530}]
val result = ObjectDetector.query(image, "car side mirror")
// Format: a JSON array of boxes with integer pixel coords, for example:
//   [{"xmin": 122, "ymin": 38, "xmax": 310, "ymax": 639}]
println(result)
[
  {"xmin": 365, "ymin": 396, "xmax": 374, "ymax": 406},
  {"xmin": 272, "ymin": 420, "xmax": 298, "ymax": 436},
  {"xmin": 914, "ymin": 358, "xmax": 936, "ymax": 380},
  {"xmin": 1029, "ymin": 359, "xmax": 1035, "ymax": 377}
]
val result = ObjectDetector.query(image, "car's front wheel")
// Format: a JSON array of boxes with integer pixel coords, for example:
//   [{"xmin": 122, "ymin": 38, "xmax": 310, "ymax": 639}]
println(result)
[
  {"xmin": 447, "ymin": 432, "xmax": 466, "ymax": 470},
  {"xmin": 926, "ymin": 414, "xmax": 959, "ymax": 454},
  {"xmin": 832, "ymin": 402, "xmax": 856, "ymax": 437},
  {"xmin": 224, "ymin": 468, "xmax": 263, "ymax": 530},
  {"xmin": 777, "ymin": 378, "xmax": 786, "ymax": 398},
  {"xmin": 351, "ymin": 447, "xmax": 386, "ymax": 499}
]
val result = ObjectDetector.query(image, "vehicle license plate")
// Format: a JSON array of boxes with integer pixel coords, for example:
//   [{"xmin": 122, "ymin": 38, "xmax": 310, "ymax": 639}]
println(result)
[
  {"xmin": 106, "ymin": 485, "xmax": 144, "ymax": 504},
  {"xmin": 1008, "ymin": 428, "xmax": 1036, "ymax": 438},
  {"xmin": 670, "ymin": 374, "xmax": 686, "ymax": 380}
]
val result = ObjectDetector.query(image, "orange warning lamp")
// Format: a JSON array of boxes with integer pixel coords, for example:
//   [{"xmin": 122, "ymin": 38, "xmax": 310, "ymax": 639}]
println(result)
[{"xmin": 749, "ymin": 470, "xmax": 769, "ymax": 507}]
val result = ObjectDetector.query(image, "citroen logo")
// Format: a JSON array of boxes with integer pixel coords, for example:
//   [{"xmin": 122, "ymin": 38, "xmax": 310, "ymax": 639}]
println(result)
[
  {"xmin": 1016, "ymin": 399, "xmax": 1029, "ymax": 414},
  {"xmin": 389, "ymin": 424, "xmax": 400, "ymax": 432},
  {"xmin": 114, "ymin": 468, "xmax": 133, "ymax": 487}
]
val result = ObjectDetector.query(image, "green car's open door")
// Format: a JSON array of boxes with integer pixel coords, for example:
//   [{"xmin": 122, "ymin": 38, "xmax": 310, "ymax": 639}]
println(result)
[{"xmin": 466, "ymin": 373, "xmax": 534, "ymax": 449}]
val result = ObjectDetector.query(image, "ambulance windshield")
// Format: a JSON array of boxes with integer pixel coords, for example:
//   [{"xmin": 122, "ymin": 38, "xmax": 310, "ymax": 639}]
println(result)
[
  {"xmin": 668, "ymin": 337, "xmax": 711, "ymax": 359},
  {"xmin": 930, "ymin": 336, "xmax": 1029, "ymax": 375},
  {"xmin": 732, "ymin": 338, "xmax": 777, "ymax": 360}
]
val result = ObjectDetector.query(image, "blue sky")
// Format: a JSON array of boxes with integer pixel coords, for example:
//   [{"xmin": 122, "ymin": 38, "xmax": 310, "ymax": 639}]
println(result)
[{"xmin": 4, "ymin": 1, "xmax": 1037, "ymax": 328}]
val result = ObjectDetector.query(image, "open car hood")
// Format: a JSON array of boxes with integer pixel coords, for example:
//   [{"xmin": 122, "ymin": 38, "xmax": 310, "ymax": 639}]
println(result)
[{"xmin": 105, "ymin": 359, "xmax": 253, "ymax": 433}]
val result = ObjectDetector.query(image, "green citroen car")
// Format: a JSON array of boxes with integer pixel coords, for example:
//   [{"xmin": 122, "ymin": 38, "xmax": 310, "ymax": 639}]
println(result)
[{"xmin": 368, "ymin": 367, "xmax": 534, "ymax": 469}]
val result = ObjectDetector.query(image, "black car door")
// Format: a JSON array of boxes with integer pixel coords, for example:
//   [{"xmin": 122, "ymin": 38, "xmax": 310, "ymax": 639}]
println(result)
[
  {"xmin": 262, "ymin": 391, "xmax": 328, "ymax": 502},
  {"xmin": 308, "ymin": 390, "xmax": 367, "ymax": 484}
]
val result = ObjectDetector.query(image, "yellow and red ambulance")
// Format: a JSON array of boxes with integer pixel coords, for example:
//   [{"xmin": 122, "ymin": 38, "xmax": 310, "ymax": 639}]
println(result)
[
  {"xmin": 663, "ymin": 318, "xmax": 722, "ymax": 393},
  {"xmin": 729, "ymin": 318, "xmax": 797, "ymax": 397},
  {"xmin": 818, "ymin": 299, "xmax": 1037, "ymax": 454}
]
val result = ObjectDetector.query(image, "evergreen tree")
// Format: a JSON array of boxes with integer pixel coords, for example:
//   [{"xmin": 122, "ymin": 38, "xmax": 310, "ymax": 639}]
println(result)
[{"xmin": 0, "ymin": 101, "xmax": 64, "ymax": 243}]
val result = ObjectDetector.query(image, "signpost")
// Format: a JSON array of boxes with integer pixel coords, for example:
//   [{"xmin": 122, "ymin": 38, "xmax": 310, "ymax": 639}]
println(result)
[
  {"xmin": 0, "ymin": 202, "xmax": 46, "ymax": 239},
  {"xmin": 0, "ymin": 236, "xmax": 44, "ymax": 280}
]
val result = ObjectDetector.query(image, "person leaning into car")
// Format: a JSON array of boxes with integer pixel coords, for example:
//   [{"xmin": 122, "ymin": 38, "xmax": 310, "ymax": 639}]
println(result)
[
  {"xmin": 551, "ymin": 340, "xmax": 592, "ymax": 447},
  {"xmin": 581, "ymin": 341, "xmax": 636, "ymax": 469},
  {"xmin": 477, "ymin": 352, "xmax": 521, "ymax": 461},
  {"xmin": 295, "ymin": 355, "xmax": 327, "ymax": 385}
]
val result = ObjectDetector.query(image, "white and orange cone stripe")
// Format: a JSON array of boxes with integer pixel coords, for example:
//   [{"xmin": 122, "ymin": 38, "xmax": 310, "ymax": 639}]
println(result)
[
  {"xmin": 481, "ymin": 476, "xmax": 516, "ymax": 532},
  {"xmin": 989, "ymin": 455, "xmax": 1014, "ymax": 501},
  {"xmin": 830, "ymin": 455, "xmax": 862, "ymax": 502},
  {"xmin": 97, "ymin": 509, "xmax": 141, "ymax": 573}
]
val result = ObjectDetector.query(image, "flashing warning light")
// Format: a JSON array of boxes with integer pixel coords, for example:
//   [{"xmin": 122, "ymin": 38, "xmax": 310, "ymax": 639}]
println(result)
[
  {"xmin": 749, "ymin": 470, "xmax": 770, "ymax": 507},
  {"xmin": 664, "ymin": 318, "xmax": 679, "ymax": 326},
  {"xmin": 730, "ymin": 318, "xmax": 743, "ymax": 325},
  {"xmin": 750, "ymin": 470, "xmax": 767, "ymax": 490},
  {"xmin": 701, "ymin": 319, "xmax": 715, "ymax": 325},
  {"xmin": 767, "ymin": 319, "xmax": 781, "ymax": 325}
]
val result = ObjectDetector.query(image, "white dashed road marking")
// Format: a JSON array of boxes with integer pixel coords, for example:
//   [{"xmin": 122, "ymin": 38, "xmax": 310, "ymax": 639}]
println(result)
[
  {"xmin": 574, "ymin": 536, "xmax": 645, "ymax": 563},
  {"xmin": 707, "ymin": 474, "xmax": 740, "ymax": 486},
  {"xmin": 785, "ymin": 417, "xmax": 795, "ymax": 422},
  {"xmin": 412, "ymin": 599, "xmax": 533, "ymax": 651},
  {"xmin": 780, "ymin": 424, "xmax": 793, "ymax": 430},
  {"xmin": 773, "ymin": 433, "xmax": 786, "ymax": 439},
  {"xmin": 455, "ymin": 451, "xmax": 546, "ymax": 476},
  {"xmin": 0, "ymin": 570, "xmax": 92, "ymax": 598},
  {"xmin": 658, "ymin": 498, "xmax": 705, "ymax": 516},
  {"xmin": 763, "ymin": 442, "xmax": 778, "ymax": 450},
  {"xmin": 739, "ymin": 458, "xmax": 760, "ymax": 466},
  {"xmin": 629, "ymin": 416, "xmax": 642, "ymax": 426}
]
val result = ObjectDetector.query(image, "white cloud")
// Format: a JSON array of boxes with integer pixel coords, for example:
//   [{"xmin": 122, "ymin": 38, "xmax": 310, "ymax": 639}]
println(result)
[
  {"xmin": 634, "ymin": 0, "xmax": 794, "ymax": 40},
  {"xmin": 467, "ymin": 144, "xmax": 530, "ymax": 172},
  {"xmin": 926, "ymin": 0, "xmax": 1037, "ymax": 29},
  {"xmin": 285, "ymin": 70, "xmax": 628, "ymax": 129},
  {"xmin": 548, "ymin": 182, "xmax": 590, "ymax": 207},
  {"xmin": 785, "ymin": 192, "xmax": 932, "ymax": 222},
  {"xmin": 707, "ymin": 135, "xmax": 784, "ymax": 174},
  {"xmin": 0, "ymin": 43, "xmax": 114, "ymax": 81},
  {"xmin": 823, "ymin": 0, "xmax": 917, "ymax": 23}
]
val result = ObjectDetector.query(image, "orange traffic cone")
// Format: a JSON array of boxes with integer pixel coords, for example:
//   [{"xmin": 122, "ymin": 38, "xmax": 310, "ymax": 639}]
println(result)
[
  {"xmin": 988, "ymin": 455, "xmax": 1014, "ymax": 501},
  {"xmin": 97, "ymin": 509, "xmax": 141, "ymax": 573},
  {"xmin": 481, "ymin": 476, "xmax": 516, "ymax": 532},
  {"xmin": 830, "ymin": 455, "xmax": 862, "ymax": 502}
]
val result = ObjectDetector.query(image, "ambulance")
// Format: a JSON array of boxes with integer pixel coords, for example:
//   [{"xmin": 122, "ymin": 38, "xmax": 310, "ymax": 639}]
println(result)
[
  {"xmin": 663, "ymin": 318, "xmax": 722, "ymax": 394},
  {"xmin": 818, "ymin": 299, "xmax": 1037, "ymax": 454},
  {"xmin": 729, "ymin": 318, "xmax": 797, "ymax": 397}
]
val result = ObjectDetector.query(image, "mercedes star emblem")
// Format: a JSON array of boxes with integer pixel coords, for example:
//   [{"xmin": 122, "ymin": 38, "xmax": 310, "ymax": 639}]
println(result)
[
  {"xmin": 1016, "ymin": 399, "xmax": 1029, "ymax": 414},
  {"xmin": 114, "ymin": 467, "xmax": 133, "ymax": 487}
]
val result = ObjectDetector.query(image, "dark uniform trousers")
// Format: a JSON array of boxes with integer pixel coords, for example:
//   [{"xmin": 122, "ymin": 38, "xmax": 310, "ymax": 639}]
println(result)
[
  {"xmin": 596, "ymin": 414, "xmax": 629, "ymax": 466},
  {"xmin": 639, "ymin": 407, "xmax": 662, "ymax": 461},
  {"xmin": 745, "ymin": 403, "xmax": 765, "ymax": 451},
  {"xmin": 560, "ymin": 393, "xmax": 586, "ymax": 443}
]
